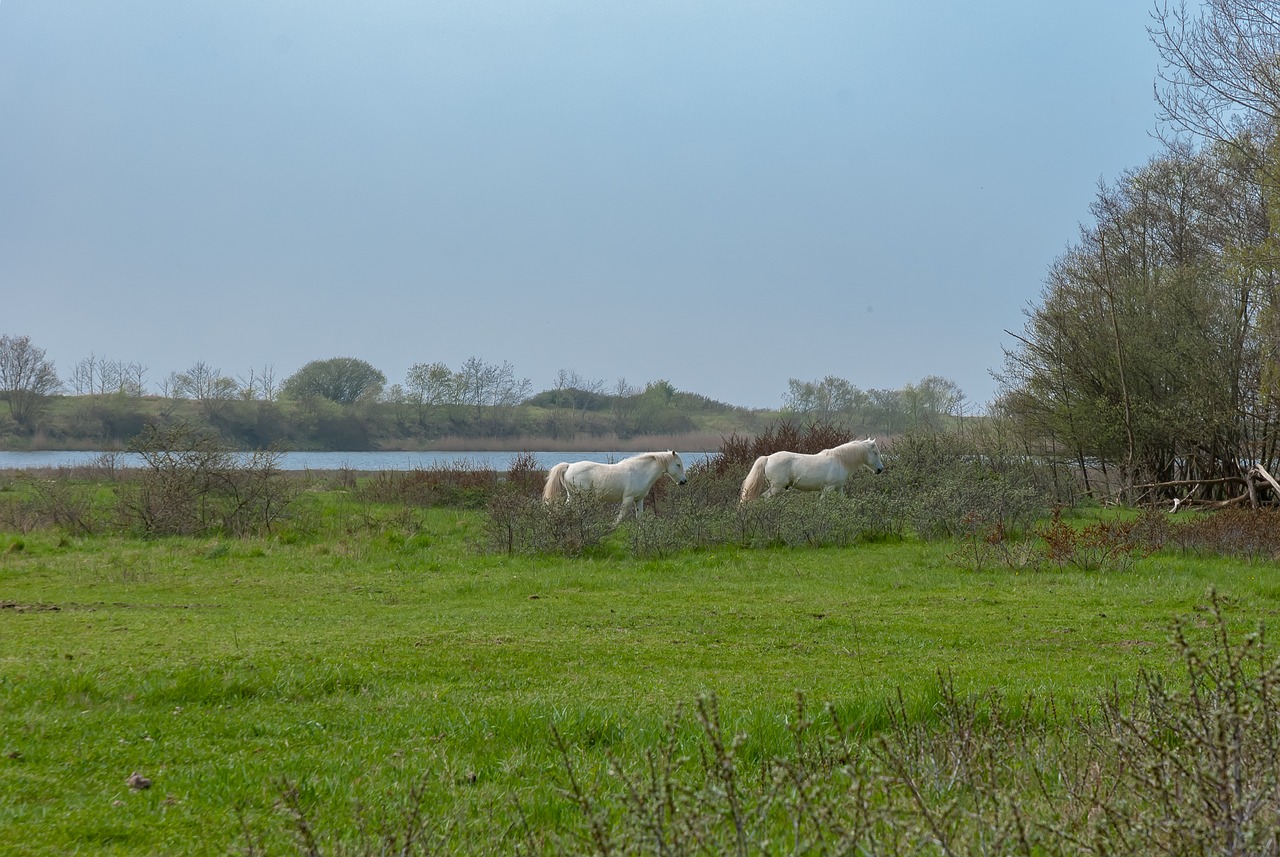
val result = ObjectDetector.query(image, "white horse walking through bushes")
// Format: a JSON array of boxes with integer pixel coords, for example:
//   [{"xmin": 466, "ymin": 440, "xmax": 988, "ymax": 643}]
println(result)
[
  {"xmin": 739, "ymin": 437, "xmax": 884, "ymax": 502},
  {"xmin": 543, "ymin": 451, "xmax": 688, "ymax": 524}
]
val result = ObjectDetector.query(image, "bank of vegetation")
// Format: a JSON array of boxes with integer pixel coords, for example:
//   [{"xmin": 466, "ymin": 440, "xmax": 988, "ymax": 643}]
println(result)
[{"xmin": 0, "ymin": 345, "xmax": 971, "ymax": 452}]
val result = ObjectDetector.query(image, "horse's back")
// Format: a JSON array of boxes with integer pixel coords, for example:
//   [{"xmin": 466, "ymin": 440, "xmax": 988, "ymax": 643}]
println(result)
[
  {"xmin": 565, "ymin": 460, "xmax": 629, "ymax": 501},
  {"xmin": 767, "ymin": 448, "xmax": 844, "ymax": 491}
]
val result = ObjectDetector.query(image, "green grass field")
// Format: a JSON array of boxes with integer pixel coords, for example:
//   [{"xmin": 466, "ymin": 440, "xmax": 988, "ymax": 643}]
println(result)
[{"xmin": 1, "ymin": 493, "xmax": 1276, "ymax": 854}]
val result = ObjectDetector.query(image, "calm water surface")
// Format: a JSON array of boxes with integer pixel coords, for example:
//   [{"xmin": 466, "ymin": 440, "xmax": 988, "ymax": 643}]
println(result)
[{"xmin": 0, "ymin": 450, "xmax": 716, "ymax": 472}]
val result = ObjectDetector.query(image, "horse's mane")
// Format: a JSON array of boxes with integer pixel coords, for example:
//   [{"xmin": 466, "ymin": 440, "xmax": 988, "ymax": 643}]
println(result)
[{"xmin": 829, "ymin": 438, "xmax": 873, "ymax": 467}]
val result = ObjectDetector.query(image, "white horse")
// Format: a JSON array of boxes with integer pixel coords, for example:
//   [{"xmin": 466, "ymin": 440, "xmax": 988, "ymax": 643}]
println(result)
[
  {"xmin": 739, "ymin": 437, "xmax": 884, "ymax": 502},
  {"xmin": 543, "ymin": 451, "xmax": 688, "ymax": 524}
]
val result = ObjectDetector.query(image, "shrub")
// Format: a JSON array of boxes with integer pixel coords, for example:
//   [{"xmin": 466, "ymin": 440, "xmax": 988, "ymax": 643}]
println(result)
[
  {"xmin": 878, "ymin": 428, "xmax": 1049, "ymax": 540},
  {"xmin": 1169, "ymin": 507, "xmax": 1280, "ymax": 560},
  {"xmin": 117, "ymin": 421, "xmax": 297, "ymax": 537},
  {"xmin": 355, "ymin": 461, "xmax": 504, "ymax": 509},
  {"xmin": 484, "ymin": 488, "xmax": 615, "ymax": 555}
]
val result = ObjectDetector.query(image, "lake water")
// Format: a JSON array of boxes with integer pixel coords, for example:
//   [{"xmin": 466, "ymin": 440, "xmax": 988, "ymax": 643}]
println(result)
[{"xmin": 0, "ymin": 450, "xmax": 717, "ymax": 472}]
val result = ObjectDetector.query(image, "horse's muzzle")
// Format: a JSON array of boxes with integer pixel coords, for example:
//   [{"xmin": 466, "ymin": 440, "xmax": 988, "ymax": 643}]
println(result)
[{"xmin": 678, "ymin": 478, "xmax": 688, "ymax": 485}]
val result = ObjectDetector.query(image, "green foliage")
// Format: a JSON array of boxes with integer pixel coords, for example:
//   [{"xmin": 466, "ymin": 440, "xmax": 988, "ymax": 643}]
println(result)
[
  {"xmin": 998, "ymin": 143, "xmax": 1276, "ymax": 500},
  {"xmin": 3, "ymin": 495, "xmax": 1280, "ymax": 854},
  {"xmin": 282, "ymin": 357, "xmax": 387, "ymax": 405}
]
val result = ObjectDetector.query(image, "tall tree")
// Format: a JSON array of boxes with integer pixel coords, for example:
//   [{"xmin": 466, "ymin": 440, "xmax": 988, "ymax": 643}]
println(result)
[
  {"xmin": 0, "ymin": 334, "xmax": 61, "ymax": 427},
  {"xmin": 998, "ymin": 144, "xmax": 1268, "ymax": 496},
  {"xmin": 1151, "ymin": 0, "xmax": 1280, "ymax": 175}
]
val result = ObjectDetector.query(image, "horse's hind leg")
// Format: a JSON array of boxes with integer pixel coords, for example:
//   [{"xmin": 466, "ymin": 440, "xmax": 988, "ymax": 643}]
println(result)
[{"xmin": 614, "ymin": 496, "xmax": 642, "ymax": 525}]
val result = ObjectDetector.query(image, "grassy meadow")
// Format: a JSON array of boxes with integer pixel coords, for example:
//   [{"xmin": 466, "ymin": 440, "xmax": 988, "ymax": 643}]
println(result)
[{"xmin": 1, "ymin": 480, "xmax": 1279, "ymax": 853}]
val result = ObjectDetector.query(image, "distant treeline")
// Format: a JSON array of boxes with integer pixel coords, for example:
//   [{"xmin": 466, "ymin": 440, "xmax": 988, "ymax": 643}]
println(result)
[
  {"xmin": 0, "ymin": 384, "xmax": 963, "ymax": 451},
  {"xmin": 0, "ymin": 341, "xmax": 968, "ymax": 449}
]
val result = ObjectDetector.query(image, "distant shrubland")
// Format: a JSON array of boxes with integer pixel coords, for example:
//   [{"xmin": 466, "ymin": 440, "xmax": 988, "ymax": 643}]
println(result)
[{"xmin": 0, "ymin": 342, "xmax": 968, "ymax": 449}]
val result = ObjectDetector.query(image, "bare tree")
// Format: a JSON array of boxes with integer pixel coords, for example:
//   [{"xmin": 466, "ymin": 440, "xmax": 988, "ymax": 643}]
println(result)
[
  {"xmin": 69, "ymin": 352, "xmax": 99, "ymax": 395},
  {"xmin": 611, "ymin": 377, "xmax": 640, "ymax": 437},
  {"xmin": 453, "ymin": 357, "xmax": 531, "ymax": 431},
  {"xmin": 95, "ymin": 357, "xmax": 145, "ymax": 396},
  {"xmin": 235, "ymin": 365, "xmax": 279, "ymax": 401},
  {"xmin": 0, "ymin": 334, "xmax": 61, "ymax": 426},
  {"xmin": 548, "ymin": 368, "xmax": 608, "ymax": 437},
  {"xmin": 258, "ymin": 365, "xmax": 280, "ymax": 402},
  {"xmin": 172, "ymin": 361, "xmax": 238, "ymax": 416},
  {"xmin": 126, "ymin": 361, "xmax": 147, "ymax": 396},
  {"xmin": 1151, "ymin": 0, "xmax": 1280, "ymax": 167},
  {"xmin": 158, "ymin": 372, "xmax": 180, "ymax": 399},
  {"xmin": 237, "ymin": 367, "xmax": 260, "ymax": 401}
]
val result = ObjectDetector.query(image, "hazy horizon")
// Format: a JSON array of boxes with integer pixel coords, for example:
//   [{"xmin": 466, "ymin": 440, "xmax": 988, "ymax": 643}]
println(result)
[{"xmin": 3, "ymin": 3, "xmax": 1169, "ymax": 409}]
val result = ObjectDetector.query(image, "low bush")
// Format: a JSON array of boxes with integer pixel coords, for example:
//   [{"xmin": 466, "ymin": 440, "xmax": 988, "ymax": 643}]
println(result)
[
  {"xmin": 357, "ymin": 452, "xmax": 544, "ymax": 510},
  {"xmin": 484, "ymin": 488, "xmax": 616, "ymax": 555},
  {"xmin": 117, "ymin": 422, "xmax": 298, "ymax": 537},
  {"xmin": 1168, "ymin": 507, "xmax": 1280, "ymax": 560}
]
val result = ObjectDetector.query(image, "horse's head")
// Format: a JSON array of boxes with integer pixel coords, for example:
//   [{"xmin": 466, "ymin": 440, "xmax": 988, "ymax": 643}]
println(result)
[
  {"xmin": 666, "ymin": 451, "xmax": 688, "ymax": 485},
  {"xmin": 864, "ymin": 438, "xmax": 884, "ymax": 474}
]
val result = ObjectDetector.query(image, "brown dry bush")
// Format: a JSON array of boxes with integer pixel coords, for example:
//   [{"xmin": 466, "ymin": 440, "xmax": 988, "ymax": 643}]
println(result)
[
  {"xmin": 117, "ymin": 421, "xmax": 297, "ymax": 537},
  {"xmin": 484, "ymin": 487, "xmax": 615, "ymax": 556},
  {"xmin": 712, "ymin": 418, "xmax": 853, "ymax": 477},
  {"xmin": 1170, "ymin": 508, "xmax": 1280, "ymax": 560},
  {"xmin": 951, "ymin": 508, "xmax": 1173, "ymax": 573},
  {"xmin": 1036, "ymin": 507, "xmax": 1156, "ymax": 572},
  {"xmin": 355, "ymin": 462, "xmax": 502, "ymax": 509}
]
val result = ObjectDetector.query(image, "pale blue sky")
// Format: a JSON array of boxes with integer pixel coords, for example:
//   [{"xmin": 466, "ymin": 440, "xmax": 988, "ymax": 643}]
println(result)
[{"xmin": 1, "ymin": 2, "xmax": 1168, "ymax": 409}]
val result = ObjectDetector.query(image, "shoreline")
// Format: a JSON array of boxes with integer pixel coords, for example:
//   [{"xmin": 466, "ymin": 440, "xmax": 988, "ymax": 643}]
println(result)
[{"xmin": 4, "ymin": 430, "xmax": 730, "ymax": 455}]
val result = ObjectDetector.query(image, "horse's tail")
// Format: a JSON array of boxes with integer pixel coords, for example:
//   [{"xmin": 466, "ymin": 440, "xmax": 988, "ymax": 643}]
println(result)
[
  {"xmin": 739, "ymin": 456, "xmax": 769, "ymax": 503},
  {"xmin": 543, "ymin": 462, "xmax": 570, "ymax": 502}
]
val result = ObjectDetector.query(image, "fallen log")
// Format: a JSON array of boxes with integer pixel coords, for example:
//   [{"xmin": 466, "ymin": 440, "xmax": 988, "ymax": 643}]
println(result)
[
  {"xmin": 1172, "ymin": 492, "xmax": 1251, "ymax": 511},
  {"xmin": 1248, "ymin": 463, "xmax": 1280, "ymax": 497},
  {"xmin": 1131, "ymin": 476, "xmax": 1243, "ymax": 491}
]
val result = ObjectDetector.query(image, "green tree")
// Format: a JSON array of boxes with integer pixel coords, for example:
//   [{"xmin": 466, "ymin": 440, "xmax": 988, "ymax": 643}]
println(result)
[
  {"xmin": 282, "ymin": 357, "xmax": 386, "ymax": 405},
  {"xmin": 404, "ymin": 361, "xmax": 458, "ymax": 430},
  {"xmin": 998, "ymin": 144, "xmax": 1263, "ymax": 497}
]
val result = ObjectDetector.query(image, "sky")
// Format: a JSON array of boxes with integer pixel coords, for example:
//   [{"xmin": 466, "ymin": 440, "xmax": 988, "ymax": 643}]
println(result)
[{"xmin": 0, "ymin": 2, "xmax": 1173, "ymax": 410}]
